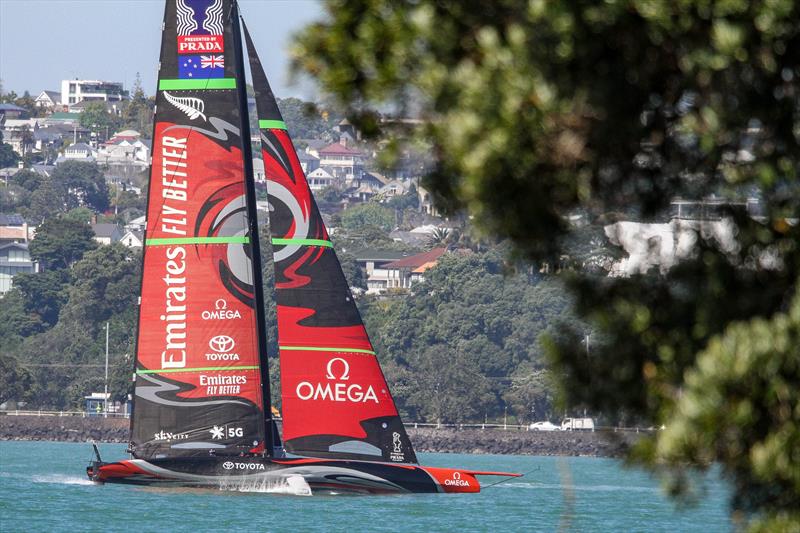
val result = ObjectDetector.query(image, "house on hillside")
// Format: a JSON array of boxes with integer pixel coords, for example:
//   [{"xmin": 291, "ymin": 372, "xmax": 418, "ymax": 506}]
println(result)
[
  {"xmin": 382, "ymin": 247, "xmax": 447, "ymax": 291},
  {"xmin": 120, "ymin": 230, "xmax": 143, "ymax": 248},
  {"xmin": 57, "ymin": 142, "xmax": 96, "ymax": 164},
  {"xmin": 355, "ymin": 249, "xmax": 414, "ymax": 294},
  {"xmin": 317, "ymin": 140, "xmax": 364, "ymax": 186},
  {"xmin": 35, "ymin": 90, "xmax": 63, "ymax": 111},
  {"xmin": 296, "ymin": 139, "xmax": 328, "ymax": 158},
  {"xmin": 97, "ymin": 131, "xmax": 150, "ymax": 169},
  {"xmin": 0, "ymin": 103, "xmax": 29, "ymax": 120},
  {"xmin": 60, "ymin": 79, "xmax": 128, "ymax": 106},
  {"xmin": 124, "ymin": 215, "xmax": 146, "ymax": 233},
  {"xmin": 296, "ymin": 149, "xmax": 320, "ymax": 174},
  {"xmin": 0, "ymin": 214, "xmax": 32, "ymax": 244},
  {"xmin": 1, "ymin": 118, "xmax": 40, "ymax": 156},
  {"xmin": 307, "ymin": 167, "xmax": 335, "ymax": 191},
  {"xmin": 0, "ymin": 242, "xmax": 38, "ymax": 294},
  {"xmin": 91, "ymin": 223, "xmax": 123, "ymax": 245}
]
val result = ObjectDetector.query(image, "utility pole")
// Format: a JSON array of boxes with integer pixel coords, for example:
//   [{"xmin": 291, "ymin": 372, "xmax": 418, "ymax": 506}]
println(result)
[{"xmin": 104, "ymin": 322, "xmax": 109, "ymax": 418}]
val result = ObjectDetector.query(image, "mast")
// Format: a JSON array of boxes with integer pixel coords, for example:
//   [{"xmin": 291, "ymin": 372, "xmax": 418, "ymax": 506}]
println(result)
[
  {"xmin": 230, "ymin": 0, "xmax": 273, "ymax": 454},
  {"xmin": 243, "ymin": 20, "xmax": 417, "ymax": 464},
  {"xmin": 130, "ymin": 0, "xmax": 270, "ymax": 460}
]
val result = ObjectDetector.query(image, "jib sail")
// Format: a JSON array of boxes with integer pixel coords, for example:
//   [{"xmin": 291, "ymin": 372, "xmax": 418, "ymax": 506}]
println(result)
[
  {"xmin": 130, "ymin": 0, "xmax": 271, "ymax": 459},
  {"xmin": 244, "ymin": 23, "xmax": 417, "ymax": 464}
]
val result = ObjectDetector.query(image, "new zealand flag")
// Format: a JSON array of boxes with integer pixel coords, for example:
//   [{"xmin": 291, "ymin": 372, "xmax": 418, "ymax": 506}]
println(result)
[{"xmin": 179, "ymin": 55, "xmax": 224, "ymax": 79}]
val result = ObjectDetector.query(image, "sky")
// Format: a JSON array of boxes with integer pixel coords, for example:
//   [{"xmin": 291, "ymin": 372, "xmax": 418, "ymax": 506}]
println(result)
[{"xmin": 0, "ymin": 0, "xmax": 323, "ymax": 99}]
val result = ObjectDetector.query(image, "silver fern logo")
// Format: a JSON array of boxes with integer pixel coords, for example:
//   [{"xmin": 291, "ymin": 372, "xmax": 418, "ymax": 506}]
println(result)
[{"xmin": 163, "ymin": 91, "xmax": 206, "ymax": 121}]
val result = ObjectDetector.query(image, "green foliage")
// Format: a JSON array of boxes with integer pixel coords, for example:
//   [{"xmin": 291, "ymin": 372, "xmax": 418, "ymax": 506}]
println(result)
[
  {"xmin": 79, "ymin": 101, "xmax": 121, "ymax": 137},
  {"xmin": 121, "ymin": 73, "xmax": 153, "ymax": 135},
  {"xmin": 277, "ymin": 97, "xmax": 341, "ymax": 140},
  {"xmin": 0, "ymin": 353, "xmax": 32, "ymax": 405},
  {"xmin": 340, "ymin": 202, "xmax": 394, "ymax": 232},
  {"xmin": 50, "ymin": 161, "xmax": 110, "ymax": 213},
  {"xmin": 12, "ymin": 270, "xmax": 71, "ymax": 328},
  {"xmin": 0, "ymin": 142, "xmax": 19, "ymax": 168},
  {"xmin": 385, "ymin": 188, "xmax": 419, "ymax": 211},
  {"xmin": 365, "ymin": 250, "xmax": 572, "ymax": 423},
  {"xmin": 294, "ymin": 0, "xmax": 800, "ymax": 527},
  {"xmin": 2, "ymin": 162, "xmax": 111, "ymax": 220},
  {"xmin": 7, "ymin": 244, "xmax": 141, "ymax": 409},
  {"xmin": 28, "ymin": 216, "xmax": 98, "ymax": 270}
]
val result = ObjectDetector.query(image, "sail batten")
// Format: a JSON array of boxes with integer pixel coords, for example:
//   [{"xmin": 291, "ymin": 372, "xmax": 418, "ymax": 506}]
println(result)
[
  {"xmin": 130, "ymin": 0, "xmax": 270, "ymax": 460},
  {"xmin": 243, "ymin": 21, "xmax": 418, "ymax": 464}
]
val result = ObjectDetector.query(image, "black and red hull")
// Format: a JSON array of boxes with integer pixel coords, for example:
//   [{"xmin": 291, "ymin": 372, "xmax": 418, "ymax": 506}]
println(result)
[{"xmin": 87, "ymin": 456, "xmax": 518, "ymax": 495}]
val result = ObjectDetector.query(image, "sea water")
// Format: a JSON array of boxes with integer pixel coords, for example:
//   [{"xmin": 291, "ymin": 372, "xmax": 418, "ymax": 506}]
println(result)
[{"xmin": 0, "ymin": 441, "xmax": 731, "ymax": 532}]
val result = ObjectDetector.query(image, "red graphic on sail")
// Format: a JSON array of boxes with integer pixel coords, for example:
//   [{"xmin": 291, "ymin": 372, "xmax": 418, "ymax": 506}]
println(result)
[
  {"xmin": 244, "ymin": 23, "xmax": 417, "ymax": 463},
  {"xmin": 130, "ymin": 0, "xmax": 267, "ymax": 460}
]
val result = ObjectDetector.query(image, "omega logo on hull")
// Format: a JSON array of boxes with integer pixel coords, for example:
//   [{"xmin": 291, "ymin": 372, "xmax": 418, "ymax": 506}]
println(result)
[{"xmin": 444, "ymin": 471, "xmax": 470, "ymax": 487}]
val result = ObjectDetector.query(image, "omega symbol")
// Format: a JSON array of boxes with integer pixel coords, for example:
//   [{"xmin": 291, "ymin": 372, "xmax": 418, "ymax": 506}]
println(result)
[{"xmin": 325, "ymin": 357, "xmax": 350, "ymax": 381}]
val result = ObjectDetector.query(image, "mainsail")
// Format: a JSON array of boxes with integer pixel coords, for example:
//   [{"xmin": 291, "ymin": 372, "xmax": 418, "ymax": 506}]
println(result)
[
  {"xmin": 244, "ymin": 23, "xmax": 418, "ymax": 464},
  {"xmin": 131, "ymin": 0, "xmax": 271, "ymax": 459}
]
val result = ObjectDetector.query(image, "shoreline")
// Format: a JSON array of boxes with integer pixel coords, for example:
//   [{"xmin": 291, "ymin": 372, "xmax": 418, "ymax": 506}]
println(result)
[{"xmin": 0, "ymin": 415, "xmax": 640, "ymax": 457}]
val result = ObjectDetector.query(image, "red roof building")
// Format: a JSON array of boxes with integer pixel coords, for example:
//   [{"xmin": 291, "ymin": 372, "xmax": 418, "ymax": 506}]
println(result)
[
  {"xmin": 381, "ymin": 247, "xmax": 447, "ymax": 290},
  {"xmin": 317, "ymin": 141, "xmax": 365, "ymax": 184}
]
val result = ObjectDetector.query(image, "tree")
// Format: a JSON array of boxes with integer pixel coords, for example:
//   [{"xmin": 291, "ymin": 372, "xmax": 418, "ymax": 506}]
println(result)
[
  {"xmin": 340, "ymin": 202, "xmax": 394, "ymax": 232},
  {"xmin": 277, "ymin": 97, "xmax": 341, "ymax": 140},
  {"xmin": 79, "ymin": 101, "xmax": 120, "ymax": 139},
  {"xmin": 294, "ymin": 1, "xmax": 800, "ymax": 528},
  {"xmin": 12, "ymin": 270, "xmax": 71, "ymax": 327},
  {"xmin": 121, "ymin": 73, "xmax": 153, "ymax": 134},
  {"xmin": 28, "ymin": 216, "xmax": 97, "ymax": 270},
  {"xmin": 0, "ymin": 142, "xmax": 19, "ymax": 168},
  {"xmin": 0, "ymin": 353, "xmax": 32, "ymax": 405},
  {"xmin": 50, "ymin": 161, "xmax": 110, "ymax": 212}
]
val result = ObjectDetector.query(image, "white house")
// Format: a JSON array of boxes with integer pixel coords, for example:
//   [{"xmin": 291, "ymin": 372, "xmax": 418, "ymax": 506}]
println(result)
[
  {"xmin": 91, "ymin": 223, "xmax": 123, "ymax": 245},
  {"xmin": 60, "ymin": 79, "xmax": 128, "ymax": 106},
  {"xmin": 58, "ymin": 142, "xmax": 96, "ymax": 163},
  {"xmin": 120, "ymin": 230, "xmax": 143, "ymax": 248},
  {"xmin": 306, "ymin": 167, "xmax": 335, "ymax": 191},
  {"xmin": 35, "ymin": 90, "xmax": 62, "ymax": 110},
  {"xmin": 317, "ymin": 141, "xmax": 364, "ymax": 185},
  {"xmin": 0, "ymin": 242, "xmax": 38, "ymax": 294}
]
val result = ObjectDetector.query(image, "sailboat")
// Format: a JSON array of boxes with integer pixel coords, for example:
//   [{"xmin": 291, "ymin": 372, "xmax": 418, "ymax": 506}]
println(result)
[{"xmin": 86, "ymin": 0, "xmax": 518, "ymax": 494}]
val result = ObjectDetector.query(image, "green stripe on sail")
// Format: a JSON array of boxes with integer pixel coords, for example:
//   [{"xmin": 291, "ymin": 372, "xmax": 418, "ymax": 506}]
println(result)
[
  {"xmin": 159, "ymin": 78, "xmax": 237, "ymax": 90},
  {"xmin": 271, "ymin": 238, "xmax": 332, "ymax": 248},
  {"xmin": 279, "ymin": 346, "xmax": 376, "ymax": 355},
  {"xmin": 137, "ymin": 366, "xmax": 260, "ymax": 375},
  {"xmin": 146, "ymin": 236, "xmax": 250, "ymax": 246},
  {"xmin": 259, "ymin": 119, "xmax": 287, "ymax": 130}
]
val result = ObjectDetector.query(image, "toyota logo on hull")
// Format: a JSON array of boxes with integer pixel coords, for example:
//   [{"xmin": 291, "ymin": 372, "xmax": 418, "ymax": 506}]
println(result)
[
  {"xmin": 209, "ymin": 335, "xmax": 235, "ymax": 352},
  {"xmin": 221, "ymin": 461, "xmax": 265, "ymax": 471}
]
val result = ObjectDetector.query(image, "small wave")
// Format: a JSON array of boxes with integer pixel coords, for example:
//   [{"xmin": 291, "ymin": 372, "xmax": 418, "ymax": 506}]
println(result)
[
  {"xmin": 496, "ymin": 482, "xmax": 657, "ymax": 493},
  {"xmin": 218, "ymin": 475, "xmax": 312, "ymax": 496},
  {"xmin": 31, "ymin": 474, "xmax": 94, "ymax": 486}
]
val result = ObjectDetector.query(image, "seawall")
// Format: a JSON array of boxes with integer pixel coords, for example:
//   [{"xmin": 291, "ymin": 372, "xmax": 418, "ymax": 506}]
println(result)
[{"xmin": 0, "ymin": 415, "xmax": 639, "ymax": 457}]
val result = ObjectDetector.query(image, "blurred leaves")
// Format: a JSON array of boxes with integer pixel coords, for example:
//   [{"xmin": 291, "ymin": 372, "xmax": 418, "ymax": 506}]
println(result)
[{"xmin": 294, "ymin": 0, "xmax": 799, "ymax": 528}]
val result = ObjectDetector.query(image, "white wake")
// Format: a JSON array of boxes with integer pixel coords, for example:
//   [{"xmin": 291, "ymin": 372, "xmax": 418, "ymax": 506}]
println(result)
[
  {"xmin": 31, "ymin": 474, "xmax": 94, "ymax": 486},
  {"xmin": 217, "ymin": 474, "xmax": 312, "ymax": 496}
]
